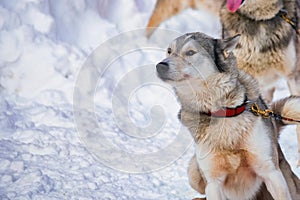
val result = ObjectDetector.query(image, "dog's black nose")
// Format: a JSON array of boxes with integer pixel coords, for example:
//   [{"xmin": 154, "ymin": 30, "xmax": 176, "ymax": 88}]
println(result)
[{"xmin": 156, "ymin": 62, "xmax": 169, "ymax": 74}]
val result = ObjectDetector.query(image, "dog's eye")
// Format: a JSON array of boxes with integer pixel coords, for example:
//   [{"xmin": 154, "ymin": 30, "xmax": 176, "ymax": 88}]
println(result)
[
  {"xmin": 186, "ymin": 50, "xmax": 196, "ymax": 56},
  {"xmin": 167, "ymin": 48, "xmax": 172, "ymax": 54}
]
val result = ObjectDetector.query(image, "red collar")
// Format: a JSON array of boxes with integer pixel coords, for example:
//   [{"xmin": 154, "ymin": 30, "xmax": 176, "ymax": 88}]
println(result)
[{"xmin": 205, "ymin": 97, "xmax": 248, "ymax": 118}]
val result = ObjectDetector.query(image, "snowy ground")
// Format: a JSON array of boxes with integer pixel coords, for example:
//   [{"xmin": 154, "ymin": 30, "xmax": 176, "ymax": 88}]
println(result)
[{"xmin": 0, "ymin": 0, "xmax": 299, "ymax": 199}]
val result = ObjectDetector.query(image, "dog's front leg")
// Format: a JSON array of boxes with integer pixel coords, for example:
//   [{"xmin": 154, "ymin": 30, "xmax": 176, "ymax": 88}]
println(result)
[
  {"xmin": 261, "ymin": 169, "xmax": 292, "ymax": 200},
  {"xmin": 205, "ymin": 180, "xmax": 226, "ymax": 200},
  {"xmin": 196, "ymin": 148, "xmax": 226, "ymax": 199}
]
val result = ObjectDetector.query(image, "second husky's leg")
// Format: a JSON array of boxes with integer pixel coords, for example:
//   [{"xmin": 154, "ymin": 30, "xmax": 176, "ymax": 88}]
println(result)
[
  {"xmin": 261, "ymin": 87, "xmax": 276, "ymax": 104},
  {"xmin": 297, "ymin": 125, "xmax": 300, "ymax": 167},
  {"xmin": 287, "ymin": 70, "xmax": 300, "ymax": 166},
  {"xmin": 256, "ymin": 71, "xmax": 279, "ymax": 104},
  {"xmin": 287, "ymin": 28, "xmax": 300, "ymax": 165}
]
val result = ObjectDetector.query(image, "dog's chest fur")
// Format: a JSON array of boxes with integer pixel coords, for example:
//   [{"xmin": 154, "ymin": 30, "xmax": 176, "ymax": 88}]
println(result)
[
  {"xmin": 179, "ymin": 110, "xmax": 268, "ymax": 150},
  {"xmin": 180, "ymin": 110, "xmax": 275, "ymax": 198}
]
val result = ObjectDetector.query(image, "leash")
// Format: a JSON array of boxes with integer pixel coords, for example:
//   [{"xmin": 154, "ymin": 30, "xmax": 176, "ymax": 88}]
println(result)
[{"xmin": 250, "ymin": 103, "xmax": 300, "ymax": 123}]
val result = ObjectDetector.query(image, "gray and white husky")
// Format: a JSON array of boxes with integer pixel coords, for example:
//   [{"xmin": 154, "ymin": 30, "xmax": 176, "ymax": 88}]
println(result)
[{"xmin": 156, "ymin": 32, "xmax": 300, "ymax": 200}]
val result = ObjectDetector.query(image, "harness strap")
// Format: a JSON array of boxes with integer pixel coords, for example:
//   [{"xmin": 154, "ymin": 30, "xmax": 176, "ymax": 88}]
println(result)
[{"xmin": 279, "ymin": 9, "xmax": 298, "ymax": 33}]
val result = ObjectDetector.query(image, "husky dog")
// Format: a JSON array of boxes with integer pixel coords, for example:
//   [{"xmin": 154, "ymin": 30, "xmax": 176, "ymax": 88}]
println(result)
[
  {"xmin": 156, "ymin": 32, "xmax": 300, "ymax": 199},
  {"xmin": 220, "ymin": 0, "xmax": 300, "ymax": 103}
]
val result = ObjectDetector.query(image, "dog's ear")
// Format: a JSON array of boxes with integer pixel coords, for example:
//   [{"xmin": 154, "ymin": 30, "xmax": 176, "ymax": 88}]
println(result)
[{"xmin": 221, "ymin": 34, "xmax": 240, "ymax": 58}]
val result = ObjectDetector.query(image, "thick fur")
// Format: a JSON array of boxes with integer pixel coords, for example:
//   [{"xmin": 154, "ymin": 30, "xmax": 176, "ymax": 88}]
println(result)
[
  {"xmin": 147, "ymin": 0, "xmax": 300, "ymax": 164},
  {"xmin": 156, "ymin": 32, "xmax": 300, "ymax": 199},
  {"xmin": 220, "ymin": 0, "xmax": 300, "ymax": 101},
  {"xmin": 148, "ymin": 0, "xmax": 300, "ymax": 100}
]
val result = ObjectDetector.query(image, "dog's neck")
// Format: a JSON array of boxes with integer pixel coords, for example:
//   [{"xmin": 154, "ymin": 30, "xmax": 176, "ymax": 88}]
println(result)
[
  {"xmin": 204, "ymin": 96, "xmax": 248, "ymax": 117},
  {"xmin": 238, "ymin": 0, "xmax": 284, "ymax": 20},
  {"xmin": 176, "ymin": 71, "xmax": 261, "ymax": 149},
  {"xmin": 174, "ymin": 73, "xmax": 247, "ymax": 114}
]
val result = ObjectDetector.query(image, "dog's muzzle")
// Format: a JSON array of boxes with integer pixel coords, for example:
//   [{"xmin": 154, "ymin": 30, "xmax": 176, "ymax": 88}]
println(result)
[{"xmin": 156, "ymin": 62, "xmax": 169, "ymax": 80}]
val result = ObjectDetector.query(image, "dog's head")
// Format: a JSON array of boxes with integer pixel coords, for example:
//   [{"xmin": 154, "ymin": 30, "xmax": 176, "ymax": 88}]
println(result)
[
  {"xmin": 156, "ymin": 32, "xmax": 240, "ymax": 84},
  {"xmin": 156, "ymin": 32, "xmax": 242, "ymax": 112}
]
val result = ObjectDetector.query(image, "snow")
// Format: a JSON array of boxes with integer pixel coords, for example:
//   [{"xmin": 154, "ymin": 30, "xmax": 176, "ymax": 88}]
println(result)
[{"xmin": 0, "ymin": 0, "xmax": 299, "ymax": 199}]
